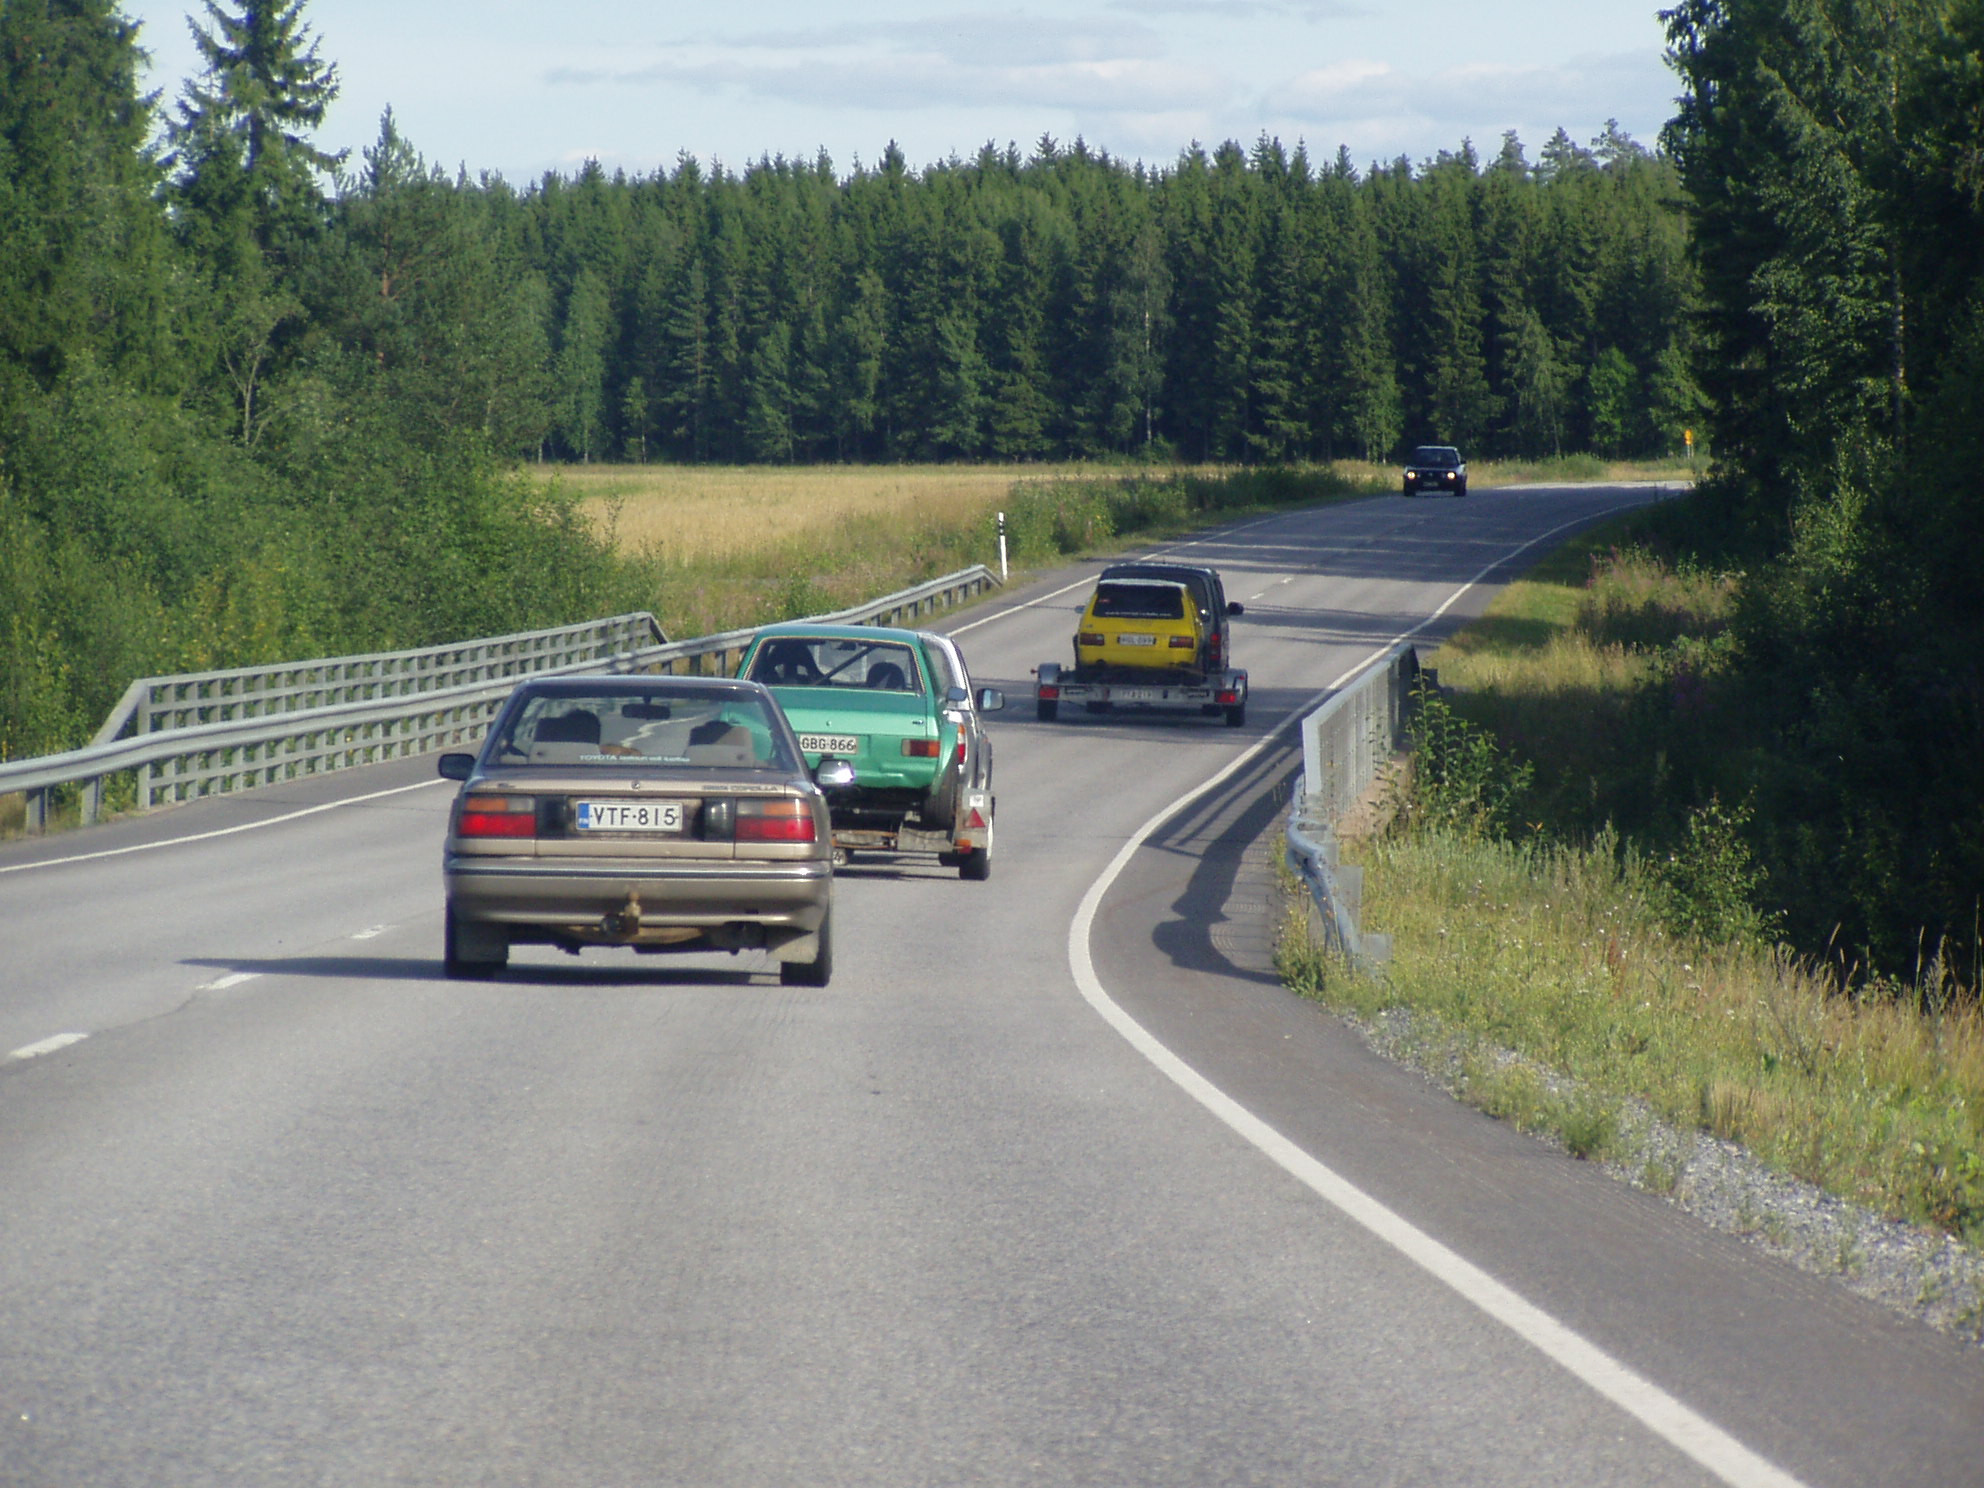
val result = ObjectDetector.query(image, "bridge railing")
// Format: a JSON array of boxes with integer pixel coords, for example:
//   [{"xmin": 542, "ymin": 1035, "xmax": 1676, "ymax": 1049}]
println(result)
[{"xmin": 0, "ymin": 565, "xmax": 1002, "ymax": 833}]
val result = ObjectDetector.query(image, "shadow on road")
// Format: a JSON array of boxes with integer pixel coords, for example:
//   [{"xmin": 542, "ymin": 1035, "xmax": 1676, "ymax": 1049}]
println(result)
[{"xmin": 179, "ymin": 953, "xmax": 778, "ymax": 988}]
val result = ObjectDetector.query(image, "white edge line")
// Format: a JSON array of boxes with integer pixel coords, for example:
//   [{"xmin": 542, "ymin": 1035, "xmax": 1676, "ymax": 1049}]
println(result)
[
  {"xmin": 0, "ymin": 778, "xmax": 447, "ymax": 876},
  {"xmin": 1065, "ymin": 494, "xmax": 1809, "ymax": 1488},
  {"xmin": 8, "ymin": 1032, "xmax": 88, "ymax": 1061}
]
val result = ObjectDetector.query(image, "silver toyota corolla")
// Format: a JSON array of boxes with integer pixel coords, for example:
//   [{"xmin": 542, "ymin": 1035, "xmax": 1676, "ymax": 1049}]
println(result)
[{"xmin": 437, "ymin": 676, "xmax": 850, "ymax": 985}]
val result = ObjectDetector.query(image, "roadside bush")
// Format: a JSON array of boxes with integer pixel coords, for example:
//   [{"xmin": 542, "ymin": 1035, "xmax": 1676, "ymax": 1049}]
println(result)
[
  {"xmin": 1390, "ymin": 681, "xmax": 1534, "ymax": 838},
  {"xmin": 1652, "ymin": 795, "xmax": 1779, "ymax": 947}
]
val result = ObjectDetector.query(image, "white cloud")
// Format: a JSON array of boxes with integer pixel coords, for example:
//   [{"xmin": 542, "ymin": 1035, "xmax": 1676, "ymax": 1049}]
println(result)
[
  {"xmin": 552, "ymin": 31, "xmax": 1233, "ymax": 117},
  {"xmin": 1112, "ymin": 0, "xmax": 1370, "ymax": 17},
  {"xmin": 1262, "ymin": 49, "xmax": 1674, "ymax": 151}
]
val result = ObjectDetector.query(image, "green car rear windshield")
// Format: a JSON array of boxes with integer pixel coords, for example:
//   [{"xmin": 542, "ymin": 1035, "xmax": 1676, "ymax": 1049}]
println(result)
[
  {"xmin": 745, "ymin": 636, "xmax": 924, "ymax": 693},
  {"xmin": 489, "ymin": 688, "xmax": 796, "ymax": 769}
]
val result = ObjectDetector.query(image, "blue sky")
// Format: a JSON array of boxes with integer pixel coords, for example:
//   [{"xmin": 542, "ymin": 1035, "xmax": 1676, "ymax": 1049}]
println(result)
[{"xmin": 120, "ymin": 1, "xmax": 1683, "ymax": 182}]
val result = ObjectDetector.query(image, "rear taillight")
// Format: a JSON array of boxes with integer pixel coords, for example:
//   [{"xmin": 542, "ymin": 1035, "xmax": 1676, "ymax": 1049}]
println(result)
[
  {"xmin": 1038, "ymin": 684, "xmax": 1060, "ymax": 700},
  {"xmin": 736, "ymin": 798, "xmax": 817, "ymax": 843},
  {"xmin": 1168, "ymin": 635, "xmax": 1194, "ymax": 649},
  {"xmin": 1077, "ymin": 632, "xmax": 1104, "ymax": 647},
  {"xmin": 900, "ymin": 739, "xmax": 940, "ymax": 757},
  {"xmin": 457, "ymin": 795, "xmax": 536, "ymax": 839}
]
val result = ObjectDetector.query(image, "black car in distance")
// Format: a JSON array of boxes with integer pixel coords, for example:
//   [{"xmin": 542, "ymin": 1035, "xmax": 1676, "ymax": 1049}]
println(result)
[{"xmin": 1402, "ymin": 445, "xmax": 1468, "ymax": 497}]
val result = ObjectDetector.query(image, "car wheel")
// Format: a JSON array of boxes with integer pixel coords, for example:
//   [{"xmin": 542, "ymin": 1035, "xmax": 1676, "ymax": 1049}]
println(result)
[
  {"xmin": 781, "ymin": 910, "xmax": 833, "ymax": 987},
  {"xmin": 444, "ymin": 902, "xmax": 508, "ymax": 979},
  {"xmin": 1084, "ymin": 699, "xmax": 1113, "ymax": 714},
  {"xmin": 1224, "ymin": 702, "xmax": 1247, "ymax": 728},
  {"xmin": 1455, "ymin": 482, "xmax": 1468, "ymax": 497},
  {"xmin": 958, "ymin": 844, "xmax": 991, "ymax": 881},
  {"xmin": 1037, "ymin": 698, "xmax": 1058, "ymax": 722},
  {"xmin": 1402, "ymin": 482, "xmax": 1413, "ymax": 497}
]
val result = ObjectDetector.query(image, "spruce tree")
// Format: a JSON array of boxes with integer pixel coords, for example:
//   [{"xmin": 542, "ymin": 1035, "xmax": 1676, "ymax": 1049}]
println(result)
[{"xmin": 166, "ymin": 0, "xmax": 343, "ymax": 265}]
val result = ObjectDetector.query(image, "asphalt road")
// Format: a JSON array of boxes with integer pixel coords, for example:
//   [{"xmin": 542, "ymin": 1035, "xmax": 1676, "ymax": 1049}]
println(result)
[{"xmin": 3, "ymin": 485, "xmax": 1979, "ymax": 1488}]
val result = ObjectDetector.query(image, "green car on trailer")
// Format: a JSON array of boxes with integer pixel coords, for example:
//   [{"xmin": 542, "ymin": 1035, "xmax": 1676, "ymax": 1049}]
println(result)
[{"xmin": 737, "ymin": 623, "xmax": 1004, "ymax": 880}]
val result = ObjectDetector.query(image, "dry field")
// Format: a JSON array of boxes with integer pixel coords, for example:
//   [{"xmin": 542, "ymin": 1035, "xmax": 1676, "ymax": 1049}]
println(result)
[
  {"xmin": 545, "ymin": 457, "xmax": 1694, "ymax": 565},
  {"xmin": 547, "ymin": 463, "xmax": 1096, "ymax": 563}
]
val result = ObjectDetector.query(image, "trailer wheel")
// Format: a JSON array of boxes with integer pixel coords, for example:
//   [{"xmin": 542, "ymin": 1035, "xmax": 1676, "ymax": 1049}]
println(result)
[
  {"xmin": 958, "ymin": 845, "xmax": 991, "ymax": 881},
  {"xmin": 1224, "ymin": 702, "xmax": 1247, "ymax": 727},
  {"xmin": 1036, "ymin": 699, "xmax": 1059, "ymax": 722}
]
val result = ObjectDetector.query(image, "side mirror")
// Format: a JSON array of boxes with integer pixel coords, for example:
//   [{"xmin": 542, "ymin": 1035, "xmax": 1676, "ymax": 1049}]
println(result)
[
  {"xmin": 1227, "ymin": 601, "xmax": 1245, "ymax": 616},
  {"xmin": 976, "ymin": 687, "xmax": 1005, "ymax": 712},
  {"xmin": 815, "ymin": 757, "xmax": 856, "ymax": 790},
  {"xmin": 438, "ymin": 752, "xmax": 476, "ymax": 781},
  {"xmin": 945, "ymin": 685, "xmax": 970, "ymax": 705}
]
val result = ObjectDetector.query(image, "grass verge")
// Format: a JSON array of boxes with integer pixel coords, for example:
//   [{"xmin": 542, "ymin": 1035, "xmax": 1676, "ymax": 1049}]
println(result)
[
  {"xmin": 1278, "ymin": 506, "xmax": 1984, "ymax": 1256},
  {"xmin": 1283, "ymin": 828, "xmax": 1984, "ymax": 1242}
]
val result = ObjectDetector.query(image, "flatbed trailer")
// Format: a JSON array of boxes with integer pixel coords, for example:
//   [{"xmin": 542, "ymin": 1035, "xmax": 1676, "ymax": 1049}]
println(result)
[
  {"xmin": 1033, "ymin": 662, "xmax": 1247, "ymax": 726},
  {"xmin": 825, "ymin": 785, "xmax": 995, "ymax": 876}
]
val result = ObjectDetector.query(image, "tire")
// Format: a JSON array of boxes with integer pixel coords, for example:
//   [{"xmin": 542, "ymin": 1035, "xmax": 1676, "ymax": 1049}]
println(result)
[
  {"xmin": 1402, "ymin": 482, "xmax": 1414, "ymax": 497},
  {"xmin": 781, "ymin": 909, "xmax": 833, "ymax": 987},
  {"xmin": 1224, "ymin": 702, "xmax": 1247, "ymax": 728},
  {"xmin": 958, "ymin": 845, "xmax": 991, "ymax": 881},
  {"xmin": 444, "ymin": 902, "xmax": 508, "ymax": 979},
  {"xmin": 1455, "ymin": 482, "xmax": 1468, "ymax": 497},
  {"xmin": 1037, "ymin": 699, "xmax": 1059, "ymax": 722}
]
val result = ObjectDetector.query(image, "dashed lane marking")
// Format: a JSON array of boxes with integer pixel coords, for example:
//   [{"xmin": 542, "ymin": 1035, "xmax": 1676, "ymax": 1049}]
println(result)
[
  {"xmin": 198, "ymin": 973, "xmax": 261, "ymax": 991},
  {"xmin": 8, "ymin": 1033, "xmax": 88, "ymax": 1061}
]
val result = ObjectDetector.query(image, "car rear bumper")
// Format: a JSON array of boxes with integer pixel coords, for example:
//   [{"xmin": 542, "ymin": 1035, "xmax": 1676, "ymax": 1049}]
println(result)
[{"xmin": 445, "ymin": 857, "xmax": 831, "ymax": 930}]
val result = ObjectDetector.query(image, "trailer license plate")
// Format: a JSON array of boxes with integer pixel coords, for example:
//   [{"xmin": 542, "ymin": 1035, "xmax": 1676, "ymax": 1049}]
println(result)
[
  {"xmin": 575, "ymin": 800, "xmax": 685, "ymax": 832},
  {"xmin": 1115, "ymin": 688, "xmax": 1160, "ymax": 702},
  {"xmin": 797, "ymin": 733, "xmax": 859, "ymax": 755}
]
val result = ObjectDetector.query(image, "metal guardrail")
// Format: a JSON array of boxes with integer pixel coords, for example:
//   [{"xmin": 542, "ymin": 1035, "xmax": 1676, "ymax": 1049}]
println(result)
[
  {"xmin": 1284, "ymin": 642, "xmax": 1423, "ymax": 968},
  {"xmin": 0, "ymin": 565, "xmax": 1003, "ymax": 834}
]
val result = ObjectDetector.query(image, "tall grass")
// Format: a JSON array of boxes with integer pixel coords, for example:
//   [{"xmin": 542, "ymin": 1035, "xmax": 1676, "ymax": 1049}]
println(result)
[
  {"xmin": 1287, "ymin": 826, "xmax": 1984, "ymax": 1239},
  {"xmin": 1282, "ymin": 511, "xmax": 1984, "ymax": 1242}
]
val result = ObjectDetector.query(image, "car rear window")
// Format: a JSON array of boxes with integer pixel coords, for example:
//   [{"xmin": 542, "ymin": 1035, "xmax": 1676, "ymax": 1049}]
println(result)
[
  {"xmin": 490, "ymin": 689, "xmax": 797, "ymax": 769},
  {"xmin": 1090, "ymin": 583, "xmax": 1187, "ymax": 620},
  {"xmin": 745, "ymin": 637, "xmax": 923, "ymax": 693}
]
